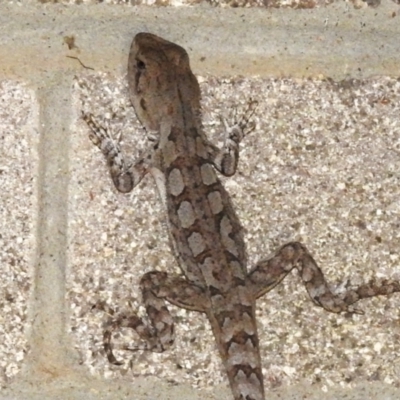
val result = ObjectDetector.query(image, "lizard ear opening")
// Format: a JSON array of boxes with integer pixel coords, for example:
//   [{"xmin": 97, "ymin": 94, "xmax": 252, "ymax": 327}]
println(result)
[{"xmin": 136, "ymin": 59, "xmax": 146, "ymax": 70}]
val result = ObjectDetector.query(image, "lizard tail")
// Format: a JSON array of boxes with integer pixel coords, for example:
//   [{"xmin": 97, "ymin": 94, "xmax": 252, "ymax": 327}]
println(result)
[{"xmin": 208, "ymin": 302, "xmax": 265, "ymax": 400}]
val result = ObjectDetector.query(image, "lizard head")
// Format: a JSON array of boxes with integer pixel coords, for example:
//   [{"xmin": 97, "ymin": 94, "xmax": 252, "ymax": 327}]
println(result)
[{"xmin": 128, "ymin": 32, "xmax": 201, "ymax": 138}]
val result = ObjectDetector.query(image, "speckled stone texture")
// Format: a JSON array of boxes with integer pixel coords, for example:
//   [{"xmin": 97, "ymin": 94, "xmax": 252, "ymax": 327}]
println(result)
[
  {"xmin": 0, "ymin": 81, "xmax": 37, "ymax": 387},
  {"xmin": 70, "ymin": 73, "xmax": 400, "ymax": 395},
  {"xmin": 1, "ymin": 1, "xmax": 400, "ymax": 399}
]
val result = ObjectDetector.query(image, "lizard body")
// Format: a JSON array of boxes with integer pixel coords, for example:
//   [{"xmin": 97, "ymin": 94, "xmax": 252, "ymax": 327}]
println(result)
[{"xmin": 83, "ymin": 32, "xmax": 400, "ymax": 400}]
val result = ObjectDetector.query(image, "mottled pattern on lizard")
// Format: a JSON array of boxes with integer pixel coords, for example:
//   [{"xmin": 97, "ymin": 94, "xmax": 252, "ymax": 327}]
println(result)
[{"xmin": 83, "ymin": 33, "xmax": 400, "ymax": 400}]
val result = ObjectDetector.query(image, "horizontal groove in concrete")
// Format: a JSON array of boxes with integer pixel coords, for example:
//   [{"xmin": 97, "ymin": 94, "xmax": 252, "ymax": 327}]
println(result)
[{"xmin": 0, "ymin": 2, "xmax": 400, "ymax": 81}]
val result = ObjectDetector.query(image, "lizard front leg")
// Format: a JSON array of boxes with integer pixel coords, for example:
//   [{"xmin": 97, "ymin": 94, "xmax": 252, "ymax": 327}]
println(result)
[
  {"xmin": 247, "ymin": 241, "xmax": 400, "ymax": 314},
  {"xmin": 205, "ymin": 99, "xmax": 258, "ymax": 177},
  {"xmin": 82, "ymin": 112, "xmax": 150, "ymax": 193},
  {"xmin": 103, "ymin": 271, "xmax": 210, "ymax": 365}
]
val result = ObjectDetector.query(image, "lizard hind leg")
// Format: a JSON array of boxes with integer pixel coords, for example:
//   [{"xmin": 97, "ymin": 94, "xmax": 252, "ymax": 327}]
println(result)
[
  {"xmin": 103, "ymin": 271, "xmax": 210, "ymax": 365},
  {"xmin": 103, "ymin": 312, "xmax": 152, "ymax": 365},
  {"xmin": 247, "ymin": 241, "xmax": 400, "ymax": 314}
]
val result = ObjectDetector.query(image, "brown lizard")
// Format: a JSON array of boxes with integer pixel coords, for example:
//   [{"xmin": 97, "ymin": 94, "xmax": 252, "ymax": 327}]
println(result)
[{"xmin": 83, "ymin": 32, "xmax": 400, "ymax": 400}]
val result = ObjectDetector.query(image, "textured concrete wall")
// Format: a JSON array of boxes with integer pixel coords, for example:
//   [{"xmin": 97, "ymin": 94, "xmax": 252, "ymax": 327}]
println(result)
[{"xmin": 1, "ymin": 2, "xmax": 400, "ymax": 399}]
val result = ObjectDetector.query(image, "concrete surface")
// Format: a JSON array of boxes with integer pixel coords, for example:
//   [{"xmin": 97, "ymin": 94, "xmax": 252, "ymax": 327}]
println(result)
[{"xmin": 0, "ymin": 1, "xmax": 400, "ymax": 399}]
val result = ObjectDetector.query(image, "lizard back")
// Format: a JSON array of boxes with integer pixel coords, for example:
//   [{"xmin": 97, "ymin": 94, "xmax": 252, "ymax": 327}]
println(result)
[{"xmin": 128, "ymin": 33, "xmax": 265, "ymax": 400}]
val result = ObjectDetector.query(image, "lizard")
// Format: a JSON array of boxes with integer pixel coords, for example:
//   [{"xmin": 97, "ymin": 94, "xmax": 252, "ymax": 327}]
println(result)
[{"xmin": 82, "ymin": 32, "xmax": 400, "ymax": 400}]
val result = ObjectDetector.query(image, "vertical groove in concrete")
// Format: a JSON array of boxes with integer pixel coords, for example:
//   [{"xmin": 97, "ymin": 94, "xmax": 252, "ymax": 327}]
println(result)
[{"xmin": 25, "ymin": 76, "xmax": 77, "ymax": 378}]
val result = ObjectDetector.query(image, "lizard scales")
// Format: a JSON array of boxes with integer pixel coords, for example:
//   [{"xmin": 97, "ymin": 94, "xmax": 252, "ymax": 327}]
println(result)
[
  {"xmin": 83, "ymin": 32, "xmax": 400, "ymax": 400},
  {"xmin": 130, "ymin": 32, "xmax": 264, "ymax": 400}
]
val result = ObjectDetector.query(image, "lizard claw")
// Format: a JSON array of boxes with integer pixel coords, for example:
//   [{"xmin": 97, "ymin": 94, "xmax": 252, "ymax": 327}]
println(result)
[
  {"xmin": 237, "ymin": 98, "xmax": 259, "ymax": 136},
  {"xmin": 222, "ymin": 98, "xmax": 259, "ymax": 143}
]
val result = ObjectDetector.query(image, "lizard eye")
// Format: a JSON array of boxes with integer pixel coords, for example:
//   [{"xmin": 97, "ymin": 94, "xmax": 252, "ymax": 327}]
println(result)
[{"xmin": 136, "ymin": 59, "xmax": 146, "ymax": 70}]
